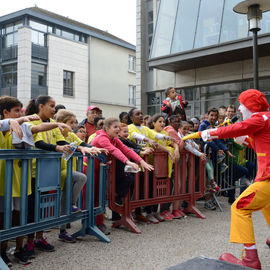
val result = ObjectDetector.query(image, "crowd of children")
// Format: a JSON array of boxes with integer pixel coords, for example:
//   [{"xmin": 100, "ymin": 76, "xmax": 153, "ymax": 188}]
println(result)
[{"xmin": 0, "ymin": 88, "xmax": 255, "ymax": 268}]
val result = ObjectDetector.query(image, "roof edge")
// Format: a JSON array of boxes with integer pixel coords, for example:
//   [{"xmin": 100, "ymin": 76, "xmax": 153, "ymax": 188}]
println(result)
[{"xmin": 0, "ymin": 7, "xmax": 136, "ymax": 51}]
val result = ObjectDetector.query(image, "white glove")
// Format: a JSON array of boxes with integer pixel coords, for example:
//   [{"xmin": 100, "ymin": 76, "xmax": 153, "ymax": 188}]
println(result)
[
  {"xmin": 234, "ymin": 135, "xmax": 249, "ymax": 146},
  {"xmin": 201, "ymin": 128, "xmax": 218, "ymax": 142}
]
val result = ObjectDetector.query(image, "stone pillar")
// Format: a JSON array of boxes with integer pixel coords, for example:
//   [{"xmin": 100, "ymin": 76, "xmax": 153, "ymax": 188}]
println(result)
[{"xmin": 17, "ymin": 26, "xmax": 32, "ymax": 106}]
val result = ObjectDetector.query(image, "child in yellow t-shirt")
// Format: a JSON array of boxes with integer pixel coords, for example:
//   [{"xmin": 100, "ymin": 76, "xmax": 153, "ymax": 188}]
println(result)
[
  {"xmin": 24, "ymin": 96, "xmax": 82, "ymax": 252},
  {"xmin": 54, "ymin": 109, "xmax": 105, "ymax": 242},
  {"xmin": 0, "ymin": 96, "xmax": 71, "ymax": 265},
  {"xmin": 150, "ymin": 114, "xmax": 180, "ymax": 221}
]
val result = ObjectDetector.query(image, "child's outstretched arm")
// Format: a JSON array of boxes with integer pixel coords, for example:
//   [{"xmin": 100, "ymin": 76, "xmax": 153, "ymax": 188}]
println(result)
[{"xmin": 31, "ymin": 122, "xmax": 72, "ymax": 134}]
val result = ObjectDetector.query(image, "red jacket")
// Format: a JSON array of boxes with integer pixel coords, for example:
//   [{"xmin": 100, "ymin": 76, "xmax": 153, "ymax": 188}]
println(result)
[
  {"xmin": 161, "ymin": 95, "xmax": 186, "ymax": 120},
  {"xmin": 91, "ymin": 129, "xmax": 142, "ymax": 164},
  {"xmin": 209, "ymin": 112, "xmax": 270, "ymax": 182}
]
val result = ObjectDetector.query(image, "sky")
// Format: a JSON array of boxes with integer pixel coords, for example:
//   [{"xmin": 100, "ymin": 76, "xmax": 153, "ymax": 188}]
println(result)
[{"xmin": 0, "ymin": 0, "xmax": 136, "ymax": 45}]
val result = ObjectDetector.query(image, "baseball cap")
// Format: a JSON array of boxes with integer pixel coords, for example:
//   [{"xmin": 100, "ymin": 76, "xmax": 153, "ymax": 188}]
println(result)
[{"xmin": 86, "ymin": 105, "xmax": 101, "ymax": 113}]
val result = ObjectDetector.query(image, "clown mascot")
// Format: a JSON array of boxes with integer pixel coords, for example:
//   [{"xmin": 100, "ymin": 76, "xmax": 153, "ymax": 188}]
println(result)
[{"xmin": 183, "ymin": 89, "xmax": 270, "ymax": 270}]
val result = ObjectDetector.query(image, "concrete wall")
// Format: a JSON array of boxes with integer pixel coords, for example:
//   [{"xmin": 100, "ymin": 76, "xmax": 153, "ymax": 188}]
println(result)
[
  {"xmin": 16, "ymin": 29, "xmax": 135, "ymax": 121},
  {"xmin": 17, "ymin": 27, "xmax": 32, "ymax": 106},
  {"xmin": 47, "ymin": 34, "xmax": 89, "ymax": 121},
  {"xmin": 89, "ymin": 37, "xmax": 135, "ymax": 117},
  {"xmin": 151, "ymin": 56, "xmax": 270, "ymax": 91}
]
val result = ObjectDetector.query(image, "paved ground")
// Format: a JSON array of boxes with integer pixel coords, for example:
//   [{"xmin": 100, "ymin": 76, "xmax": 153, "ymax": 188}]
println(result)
[{"xmin": 10, "ymin": 197, "xmax": 270, "ymax": 270}]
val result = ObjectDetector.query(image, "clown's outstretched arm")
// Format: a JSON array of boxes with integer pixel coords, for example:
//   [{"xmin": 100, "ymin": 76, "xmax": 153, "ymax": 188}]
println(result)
[{"xmin": 183, "ymin": 113, "xmax": 266, "ymax": 142}]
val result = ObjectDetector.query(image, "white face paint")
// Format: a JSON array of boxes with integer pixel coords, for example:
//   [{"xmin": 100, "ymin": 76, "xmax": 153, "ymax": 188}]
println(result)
[{"xmin": 239, "ymin": 103, "xmax": 253, "ymax": 120}]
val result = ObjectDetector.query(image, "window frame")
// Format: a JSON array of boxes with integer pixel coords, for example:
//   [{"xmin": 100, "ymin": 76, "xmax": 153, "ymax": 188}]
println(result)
[
  {"xmin": 63, "ymin": 70, "xmax": 74, "ymax": 97},
  {"xmin": 128, "ymin": 85, "xmax": 136, "ymax": 105},
  {"xmin": 128, "ymin": 55, "xmax": 136, "ymax": 73}
]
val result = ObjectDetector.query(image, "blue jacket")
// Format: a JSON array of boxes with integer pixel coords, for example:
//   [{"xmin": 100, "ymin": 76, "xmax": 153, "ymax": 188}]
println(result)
[{"xmin": 198, "ymin": 120, "xmax": 228, "ymax": 152}]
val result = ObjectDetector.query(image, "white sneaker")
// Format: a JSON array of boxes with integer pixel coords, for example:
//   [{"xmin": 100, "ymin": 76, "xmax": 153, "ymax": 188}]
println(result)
[
  {"xmin": 146, "ymin": 214, "xmax": 159, "ymax": 224},
  {"xmin": 154, "ymin": 213, "xmax": 165, "ymax": 222}
]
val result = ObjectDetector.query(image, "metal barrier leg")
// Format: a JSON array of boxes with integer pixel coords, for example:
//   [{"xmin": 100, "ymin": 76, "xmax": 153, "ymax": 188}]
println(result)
[
  {"xmin": 112, "ymin": 195, "xmax": 141, "ymax": 234},
  {"xmin": 0, "ymin": 257, "xmax": 9, "ymax": 270},
  {"xmin": 112, "ymin": 215, "xmax": 141, "ymax": 234},
  {"xmin": 185, "ymin": 204, "xmax": 206, "ymax": 219},
  {"xmin": 212, "ymin": 194, "xmax": 224, "ymax": 212},
  {"xmin": 84, "ymin": 158, "xmax": 110, "ymax": 243},
  {"xmin": 86, "ymin": 226, "xmax": 110, "ymax": 243}
]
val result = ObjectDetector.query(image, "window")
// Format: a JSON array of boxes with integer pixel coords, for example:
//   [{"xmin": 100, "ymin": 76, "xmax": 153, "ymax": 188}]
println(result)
[
  {"xmin": 31, "ymin": 30, "xmax": 45, "ymax": 46},
  {"xmin": 129, "ymin": 85, "xmax": 136, "ymax": 105},
  {"xmin": 128, "ymin": 55, "xmax": 136, "ymax": 72},
  {"xmin": 29, "ymin": 20, "xmax": 48, "ymax": 32},
  {"xmin": 171, "ymin": 0, "xmax": 200, "ymax": 53},
  {"xmin": 146, "ymin": 78, "xmax": 270, "ymax": 118},
  {"xmin": 1, "ymin": 64, "xmax": 17, "ymax": 88},
  {"xmin": 194, "ymin": 0, "xmax": 224, "ymax": 48},
  {"xmin": 1, "ymin": 64, "xmax": 17, "ymax": 96},
  {"xmin": 150, "ymin": 0, "xmax": 178, "ymax": 58},
  {"xmin": 63, "ymin": 71, "xmax": 74, "ymax": 96},
  {"xmin": 2, "ymin": 20, "xmax": 22, "ymax": 48},
  {"xmin": 31, "ymin": 63, "xmax": 47, "ymax": 97},
  {"xmin": 220, "ymin": 0, "xmax": 248, "ymax": 43}
]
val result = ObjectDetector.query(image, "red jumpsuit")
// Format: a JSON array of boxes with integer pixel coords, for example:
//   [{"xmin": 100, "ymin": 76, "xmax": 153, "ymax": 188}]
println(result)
[{"xmin": 208, "ymin": 111, "xmax": 270, "ymax": 243}]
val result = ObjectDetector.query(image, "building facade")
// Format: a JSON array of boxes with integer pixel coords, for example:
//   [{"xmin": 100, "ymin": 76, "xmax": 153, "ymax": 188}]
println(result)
[
  {"xmin": 137, "ymin": 0, "xmax": 270, "ymax": 118},
  {"xmin": 0, "ymin": 7, "xmax": 136, "ymax": 120}
]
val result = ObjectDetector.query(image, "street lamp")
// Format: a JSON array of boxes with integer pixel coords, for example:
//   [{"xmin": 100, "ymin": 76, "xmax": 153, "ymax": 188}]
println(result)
[{"xmin": 233, "ymin": 0, "xmax": 270, "ymax": 90}]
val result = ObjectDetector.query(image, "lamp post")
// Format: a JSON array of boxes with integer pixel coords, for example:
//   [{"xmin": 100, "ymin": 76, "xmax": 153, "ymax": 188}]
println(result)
[{"xmin": 233, "ymin": 0, "xmax": 270, "ymax": 90}]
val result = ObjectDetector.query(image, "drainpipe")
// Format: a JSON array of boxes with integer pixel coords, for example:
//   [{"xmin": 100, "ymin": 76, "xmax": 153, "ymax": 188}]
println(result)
[{"xmin": 88, "ymin": 36, "xmax": 91, "ymax": 105}]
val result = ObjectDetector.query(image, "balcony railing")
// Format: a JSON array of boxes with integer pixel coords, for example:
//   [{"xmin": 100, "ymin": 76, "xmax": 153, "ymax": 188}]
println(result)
[
  {"xmin": 31, "ymin": 85, "xmax": 48, "ymax": 98},
  {"xmin": 2, "ymin": 46, "xmax": 18, "ymax": 62},
  {"xmin": 32, "ymin": 44, "xmax": 48, "ymax": 61}
]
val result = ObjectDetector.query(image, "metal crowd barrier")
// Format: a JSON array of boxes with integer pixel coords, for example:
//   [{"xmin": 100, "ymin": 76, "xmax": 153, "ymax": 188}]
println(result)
[
  {"xmin": 208, "ymin": 140, "xmax": 257, "ymax": 211},
  {"xmin": 109, "ymin": 151, "xmax": 206, "ymax": 234},
  {"xmin": 0, "ymin": 150, "xmax": 109, "ymax": 270}
]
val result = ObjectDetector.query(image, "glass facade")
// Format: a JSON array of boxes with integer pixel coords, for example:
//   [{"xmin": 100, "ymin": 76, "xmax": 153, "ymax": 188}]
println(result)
[
  {"xmin": 0, "ymin": 63, "xmax": 17, "ymax": 96},
  {"xmin": 151, "ymin": 0, "xmax": 270, "ymax": 58},
  {"xmin": 1, "ymin": 21, "xmax": 22, "ymax": 48},
  {"xmin": 29, "ymin": 19, "xmax": 86, "ymax": 46},
  {"xmin": 220, "ymin": 0, "xmax": 248, "ymax": 43},
  {"xmin": 147, "ymin": 77, "xmax": 270, "ymax": 118},
  {"xmin": 31, "ymin": 63, "xmax": 47, "ymax": 98},
  {"xmin": 150, "ymin": 0, "xmax": 178, "ymax": 57}
]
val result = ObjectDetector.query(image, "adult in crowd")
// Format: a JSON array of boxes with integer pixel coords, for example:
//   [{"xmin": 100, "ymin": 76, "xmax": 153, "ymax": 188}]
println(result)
[{"xmin": 79, "ymin": 106, "xmax": 102, "ymax": 141}]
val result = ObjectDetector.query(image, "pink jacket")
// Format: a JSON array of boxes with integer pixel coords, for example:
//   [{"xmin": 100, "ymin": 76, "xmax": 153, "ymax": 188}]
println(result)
[
  {"xmin": 91, "ymin": 129, "xmax": 142, "ymax": 164},
  {"xmin": 163, "ymin": 125, "xmax": 185, "ymax": 152}
]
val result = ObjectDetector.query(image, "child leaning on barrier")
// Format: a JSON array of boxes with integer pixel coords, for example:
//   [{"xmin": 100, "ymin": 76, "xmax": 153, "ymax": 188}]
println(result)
[
  {"xmin": 163, "ymin": 115, "xmax": 187, "ymax": 220},
  {"xmin": 73, "ymin": 124, "xmax": 87, "ymax": 142},
  {"xmin": 178, "ymin": 121, "xmax": 206, "ymax": 161},
  {"xmin": 87, "ymin": 116, "xmax": 105, "ymax": 143},
  {"xmin": 23, "ymin": 95, "xmax": 102, "ymax": 255},
  {"xmin": 86, "ymin": 117, "xmax": 154, "ymax": 235},
  {"xmin": 199, "ymin": 107, "xmax": 231, "ymax": 175},
  {"xmin": 150, "ymin": 114, "xmax": 180, "ymax": 222},
  {"xmin": 110, "ymin": 123, "xmax": 153, "ymax": 221},
  {"xmin": 0, "ymin": 96, "xmax": 72, "ymax": 266},
  {"xmin": 127, "ymin": 108, "xmax": 173, "ymax": 222},
  {"xmin": 54, "ymin": 109, "xmax": 106, "ymax": 243}
]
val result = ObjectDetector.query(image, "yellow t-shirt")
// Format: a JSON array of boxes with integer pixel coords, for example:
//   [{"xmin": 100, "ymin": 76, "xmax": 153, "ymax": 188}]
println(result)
[
  {"xmin": 61, "ymin": 132, "xmax": 83, "ymax": 188},
  {"xmin": 30, "ymin": 116, "xmax": 66, "ymax": 181},
  {"xmin": 87, "ymin": 132, "xmax": 97, "ymax": 143},
  {"xmin": 153, "ymin": 130, "xmax": 174, "ymax": 178},
  {"xmin": 128, "ymin": 124, "xmax": 157, "ymax": 147},
  {"xmin": 0, "ymin": 131, "xmax": 32, "ymax": 197}
]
